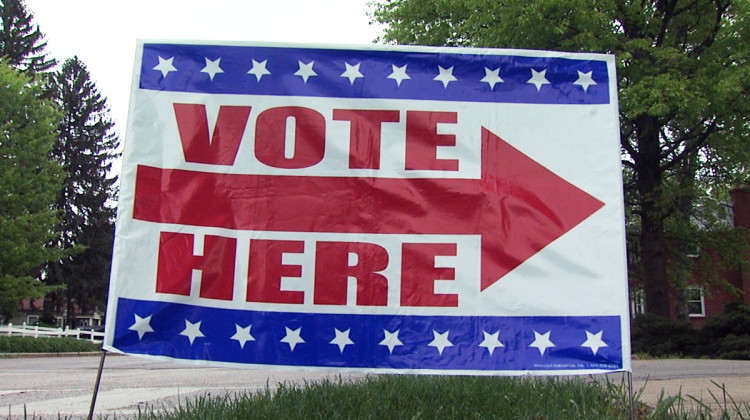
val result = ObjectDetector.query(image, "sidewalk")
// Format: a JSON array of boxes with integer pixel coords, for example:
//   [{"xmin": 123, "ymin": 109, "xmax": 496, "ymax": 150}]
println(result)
[
  {"xmin": 2, "ymin": 356, "xmax": 750, "ymax": 419},
  {"xmin": 629, "ymin": 359, "xmax": 750, "ymax": 412}
]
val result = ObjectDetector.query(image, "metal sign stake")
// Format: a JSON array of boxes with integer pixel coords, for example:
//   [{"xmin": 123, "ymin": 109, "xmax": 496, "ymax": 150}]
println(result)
[{"xmin": 87, "ymin": 349, "xmax": 107, "ymax": 420}]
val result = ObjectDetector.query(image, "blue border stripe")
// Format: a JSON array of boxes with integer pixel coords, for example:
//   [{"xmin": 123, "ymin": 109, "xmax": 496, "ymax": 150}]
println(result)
[
  {"xmin": 113, "ymin": 298, "xmax": 623, "ymax": 372},
  {"xmin": 140, "ymin": 43, "xmax": 610, "ymax": 105}
]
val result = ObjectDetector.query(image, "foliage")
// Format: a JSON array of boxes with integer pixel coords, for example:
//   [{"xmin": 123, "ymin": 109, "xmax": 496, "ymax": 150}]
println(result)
[
  {"xmin": 0, "ymin": 0, "xmax": 55, "ymax": 74},
  {"xmin": 44, "ymin": 57, "xmax": 120, "ymax": 322},
  {"xmin": 715, "ymin": 334, "xmax": 750, "ymax": 360},
  {"xmin": 0, "ymin": 1, "xmax": 118, "ymax": 323},
  {"xmin": 632, "ymin": 302, "xmax": 750, "ymax": 360},
  {"xmin": 702, "ymin": 301, "xmax": 750, "ymax": 339},
  {"xmin": 0, "ymin": 61, "xmax": 63, "ymax": 320},
  {"xmin": 0, "ymin": 335, "xmax": 100, "ymax": 353},
  {"xmin": 631, "ymin": 313, "xmax": 700, "ymax": 357},
  {"xmin": 370, "ymin": 0, "xmax": 750, "ymax": 317},
  {"xmin": 700, "ymin": 302, "xmax": 750, "ymax": 360}
]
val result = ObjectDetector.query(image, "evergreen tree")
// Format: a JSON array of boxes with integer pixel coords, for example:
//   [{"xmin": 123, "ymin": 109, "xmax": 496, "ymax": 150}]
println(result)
[
  {"xmin": 0, "ymin": 61, "xmax": 63, "ymax": 321},
  {"xmin": 0, "ymin": 0, "xmax": 55, "ymax": 74},
  {"xmin": 372, "ymin": 0, "xmax": 750, "ymax": 317},
  {"xmin": 46, "ymin": 57, "xmax": 120, "ymax": 325}
]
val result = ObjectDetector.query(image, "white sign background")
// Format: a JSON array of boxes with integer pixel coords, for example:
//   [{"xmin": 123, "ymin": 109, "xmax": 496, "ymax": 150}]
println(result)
[{"xmin": 104, "ymin": 40, "xmax": 630, "ymax": 375}]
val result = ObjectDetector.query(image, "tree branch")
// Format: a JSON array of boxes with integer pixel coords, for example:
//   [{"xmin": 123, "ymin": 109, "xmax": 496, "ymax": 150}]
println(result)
[
  {"xmin": 621, "ymin": 134, "xmax": 639, "ymax": 161},
  {"xmin": 690, "ymin": 0, "xmax": 728, "ymax": 56},
  {"xmin": 660, "ymin": 119, "xmax": 718, "ymax": 172},
  {"xmin": 655, "ymin": 0, "xmax": 678, "ymax": 47}
]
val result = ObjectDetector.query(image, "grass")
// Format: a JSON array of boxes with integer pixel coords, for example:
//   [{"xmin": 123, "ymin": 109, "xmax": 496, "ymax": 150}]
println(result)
[
  {"xmin": 10, "ymin": 374, "xmax": 750, "ymax": 419},
  {"xmin": 0, "ymin": 335, "xmax": 101, "ymax": 353},
  {"xmin": 134, "ymin": 374, "xmax": 750, "ymax": 420},
  {"xmin": 641, "ymin": 381, "xmax": 750, "ymax": 420},
  {"xmin": 136, "ymin": 375, "xmax": 630, "ymax": 419}
]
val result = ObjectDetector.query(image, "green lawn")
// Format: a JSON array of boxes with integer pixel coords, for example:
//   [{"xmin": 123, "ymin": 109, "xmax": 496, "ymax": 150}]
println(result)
[{"xmin": 134, "ymin": 374, "xmax": 750, "ymax": 420}]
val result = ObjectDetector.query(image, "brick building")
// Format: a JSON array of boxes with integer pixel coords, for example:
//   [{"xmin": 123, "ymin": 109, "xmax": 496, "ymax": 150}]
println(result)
[
  {"xmin": 631, "ymin": 185, "xmax": 750, "ymax": 327},
  {"xmin": 5, "ymin": 298, "xmax": 103, "ymax": 329}
]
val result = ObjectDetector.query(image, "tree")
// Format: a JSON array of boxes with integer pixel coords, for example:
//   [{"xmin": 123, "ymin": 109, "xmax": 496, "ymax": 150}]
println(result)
[
  {"xmin": 0, "ymin": 0, "xmax": 55, "ymax": 74},
  {"xmin": 371, "ymin": 0, "xmax": 750, "ymax": 317},
  {"xmin": 45, "ymin": 57, "xmax": 120, "ymax": 325},
  {"xmin": 0, "ymin": 61, "xmax": 63, "ymax": 321}
]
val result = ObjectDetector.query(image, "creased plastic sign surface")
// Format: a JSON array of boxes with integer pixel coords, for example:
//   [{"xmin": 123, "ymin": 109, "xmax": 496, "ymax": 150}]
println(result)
[{"xmin": 103, "ymin": 40, "xmax": 630, "ymax": 375}]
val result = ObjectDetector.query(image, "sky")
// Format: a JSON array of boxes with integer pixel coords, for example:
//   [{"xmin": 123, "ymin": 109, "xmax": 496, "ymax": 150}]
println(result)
[{"xmin": 26, "ymin": 0, "xmax": 384, "ymax": 138}]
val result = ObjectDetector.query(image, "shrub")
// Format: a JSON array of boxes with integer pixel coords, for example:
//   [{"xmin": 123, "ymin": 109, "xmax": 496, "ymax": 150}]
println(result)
[
  {"xmin": 0, "ymin": 336, "xmax": 101, "ymax": 353},
  {"xmin": 715, "ymin": 333, "xmax": 750, "ymax": 360},
  {"xmin": 631, "ymin": 302, "xmax": 750, "ymax": 359},
  {"xmin": 701, "ymin": 302, "xmax": 750, "ymax": 340},
  {"xmin": 630, "ymin": 313, "xmax": 700, "ymax": 357}
]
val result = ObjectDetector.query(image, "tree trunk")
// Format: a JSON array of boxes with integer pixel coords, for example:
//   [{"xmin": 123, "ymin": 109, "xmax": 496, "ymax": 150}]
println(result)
[
  {"xmin": 640, "ymin": 214, "xmax": 671, "ymax": 317},
  {"xmin": 66, "ymin": 297, "xmax": 75, "ymax": 329},
  {"xmin": 636, "ymin": 115, "xmax": 672, "ymax": 318},
  {"xmin": 41, "ymin": 292, "xmax": 60, "ymax": 326}
]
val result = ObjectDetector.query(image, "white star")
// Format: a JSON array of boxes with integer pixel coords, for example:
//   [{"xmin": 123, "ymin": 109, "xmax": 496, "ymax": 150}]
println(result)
[
  {"xmin": 281, "ymin": 326, "xmax": 305, "ymax": 351},
  {"xmin": 180, "ymin": 319, "xmax": 205, "ymax": 345},
  {"xmin": 574, "ymin": 70, "xmax": 597, "ymax": 92},
  {"xmin": 200, "ymin": 57, "xmax": 224, "ymax": 81},
  {"xmin": 230, "ymin": 324, "xmax": 255, "ymax": 349},
  {"xmin": 128, "ymin": 314, "xmax": 154, "ymax": 340},
  {"xmin": 480, "ymin": 67, "xmax": 504, "ymax": 89},
  {"xmin": 379, "ymin": 329, "xmax": 403, "ymax": 355},
  {"xmin": 330, "ymin": 328, "xmax": 354, "ymax": 353},
  {"xmin": 247, "ymin": 59, "xmax": 270, "ymax": 82},
  {"xmin": 434, "ymin": 65, "xmax": 457, "ymax": 88},
  {"xmin": 527, "ymin": 68, "xmax": 550, "ymax": 91},
  {"xmin": 387, "ymin": 64, "xmax": 410, "ymax": 86},
  {"xmin": 581, "ymin": 330, "xmax": 608, "ymax": 355},
  {"xmin": 479, "ymin": 330, "xmax": 505, "ymax": 355},
  {"xmin": 530, "ymin": 330, "xmax": 555, "ymax": 356},
  {"xmin": 340, "ymin": 62, "xmax": 364, "ymax": 85},
  {"xmin": 294, "ymin": 61, "xmax": 317, "ymax": 83},
  {"xmin": 428, "ymin": 329, "xmax": 453, "ymax": 355},
  {"xmin": 153, "ymin": 56, "xmax": 177, "ymax": 78}
]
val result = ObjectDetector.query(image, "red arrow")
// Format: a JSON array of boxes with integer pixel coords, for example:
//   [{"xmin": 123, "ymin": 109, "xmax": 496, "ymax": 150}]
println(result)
[{"xmin": 133, "ymin": 127, "xmax": 604, "ymax": 291}]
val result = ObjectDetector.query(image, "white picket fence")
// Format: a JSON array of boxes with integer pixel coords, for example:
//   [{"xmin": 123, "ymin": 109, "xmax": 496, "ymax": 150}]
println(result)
[{"xmin": 0, "ymin": 323, "xmax": 104, "ymax": 342}]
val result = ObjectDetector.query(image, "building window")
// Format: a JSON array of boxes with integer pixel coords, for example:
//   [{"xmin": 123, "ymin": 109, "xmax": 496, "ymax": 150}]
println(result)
[
  {"xmin": 26, "ymin": 315, "xmax": 39, "ymax": 325},
  {"xmin": 630, "ymin": 288, "xmax": 645, "ymax": 317},
  {"xmin": 686, "ymin": 286, "xmax": 705, "ymax": 317},
  {"xmin": 684, "ymin": 242, "xmax": 700, "ymax": 259},
  {"xmin": 719, "ymin": 201, "xmax": 734, "ymax": 227}
]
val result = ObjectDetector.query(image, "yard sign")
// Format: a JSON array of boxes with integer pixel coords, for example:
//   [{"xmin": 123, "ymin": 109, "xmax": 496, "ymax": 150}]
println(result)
[{"xmin": 103, "ymin": 40, "xmax": 631, "ymax": 375}]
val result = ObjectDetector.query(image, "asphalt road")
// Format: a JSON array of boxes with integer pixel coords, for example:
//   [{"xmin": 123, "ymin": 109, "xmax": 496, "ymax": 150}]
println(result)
[{"xmin": 2, "ymin": 354, "xmax": 750, "ymax": 419}]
